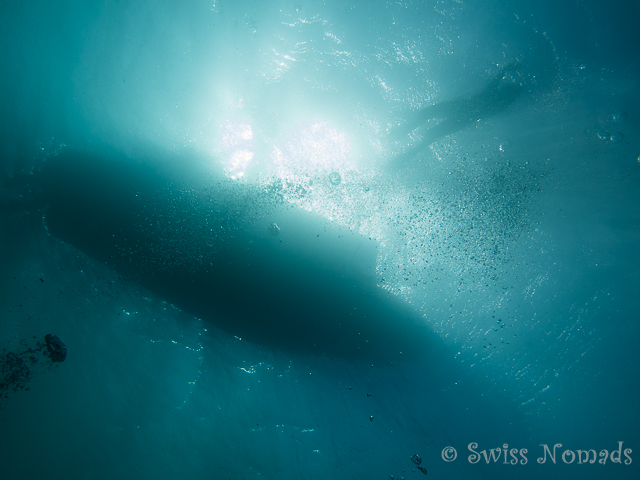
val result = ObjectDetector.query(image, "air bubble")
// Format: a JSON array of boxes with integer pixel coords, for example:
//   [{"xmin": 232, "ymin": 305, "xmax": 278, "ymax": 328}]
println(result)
[
  {"xmin": 612, "ymin": 111, "xmax": 627, "ymax": 123},
  {"xmin": 610, "ymin": 132, "xmax": 624, "ymax": 143},
  {"xmin": 267, "ymin": 222, "xmax": 280, "ymax": 236}
]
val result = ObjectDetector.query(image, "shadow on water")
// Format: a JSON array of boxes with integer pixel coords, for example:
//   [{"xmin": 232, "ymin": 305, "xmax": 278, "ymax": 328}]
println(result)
[{"xmin": 388, "ymin": 55, "xmax": 558, "ymax": 161}]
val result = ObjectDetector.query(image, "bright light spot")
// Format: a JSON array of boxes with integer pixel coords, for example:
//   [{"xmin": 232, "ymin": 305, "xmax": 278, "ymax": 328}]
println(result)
[
  {"xmin": 230, "ymin": 150, "xmax": 253, "ymax": 171},
  {"xmin": 269, "ymin": 121, "xmax": 353, "ymax": 181},
  {"xmin": 219, "ymin": 120, "xmax": 255, "ymax": 178}
]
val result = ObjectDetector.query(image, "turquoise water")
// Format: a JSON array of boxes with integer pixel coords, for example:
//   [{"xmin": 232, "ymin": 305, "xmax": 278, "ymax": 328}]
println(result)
[{"xmin": 1, "ymin": 1, "xmax": 638, "ymax": 479}]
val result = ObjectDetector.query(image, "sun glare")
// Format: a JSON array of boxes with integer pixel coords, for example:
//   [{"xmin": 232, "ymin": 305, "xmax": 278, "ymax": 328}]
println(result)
[{"xmin": 219, "ymin": 120, "xmax": 255, "ymax": 179}]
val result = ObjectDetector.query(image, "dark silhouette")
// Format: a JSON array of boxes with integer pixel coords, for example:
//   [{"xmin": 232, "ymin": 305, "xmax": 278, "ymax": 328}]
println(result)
[
  {"xmin": 0, "ymin": 334, "xmax": 66, "ymax": 403},
  {"xmin": 389, "ymin": 63, "xmax": 524, "ymax": 160},
  {"xmin": 2, "ymin": 149, "xmax": 445, "ymax": 361}
]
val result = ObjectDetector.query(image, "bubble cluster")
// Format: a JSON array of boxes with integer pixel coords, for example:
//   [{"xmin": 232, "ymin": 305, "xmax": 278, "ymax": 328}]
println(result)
[{"xmin": 1, "ymin": 334, "xmax": 67, "ymax": 402}]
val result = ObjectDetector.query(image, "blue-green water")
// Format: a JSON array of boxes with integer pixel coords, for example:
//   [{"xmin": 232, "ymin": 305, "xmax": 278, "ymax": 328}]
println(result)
[{"xmin": 1, "ymin": 1, "xmax": 638, "ymax": 479}]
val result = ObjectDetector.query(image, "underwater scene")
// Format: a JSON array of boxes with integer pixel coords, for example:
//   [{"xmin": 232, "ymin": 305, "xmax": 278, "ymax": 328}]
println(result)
[{"xmin": 0, "ymin": 0, "xmax": 638, "ymax": 479}]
